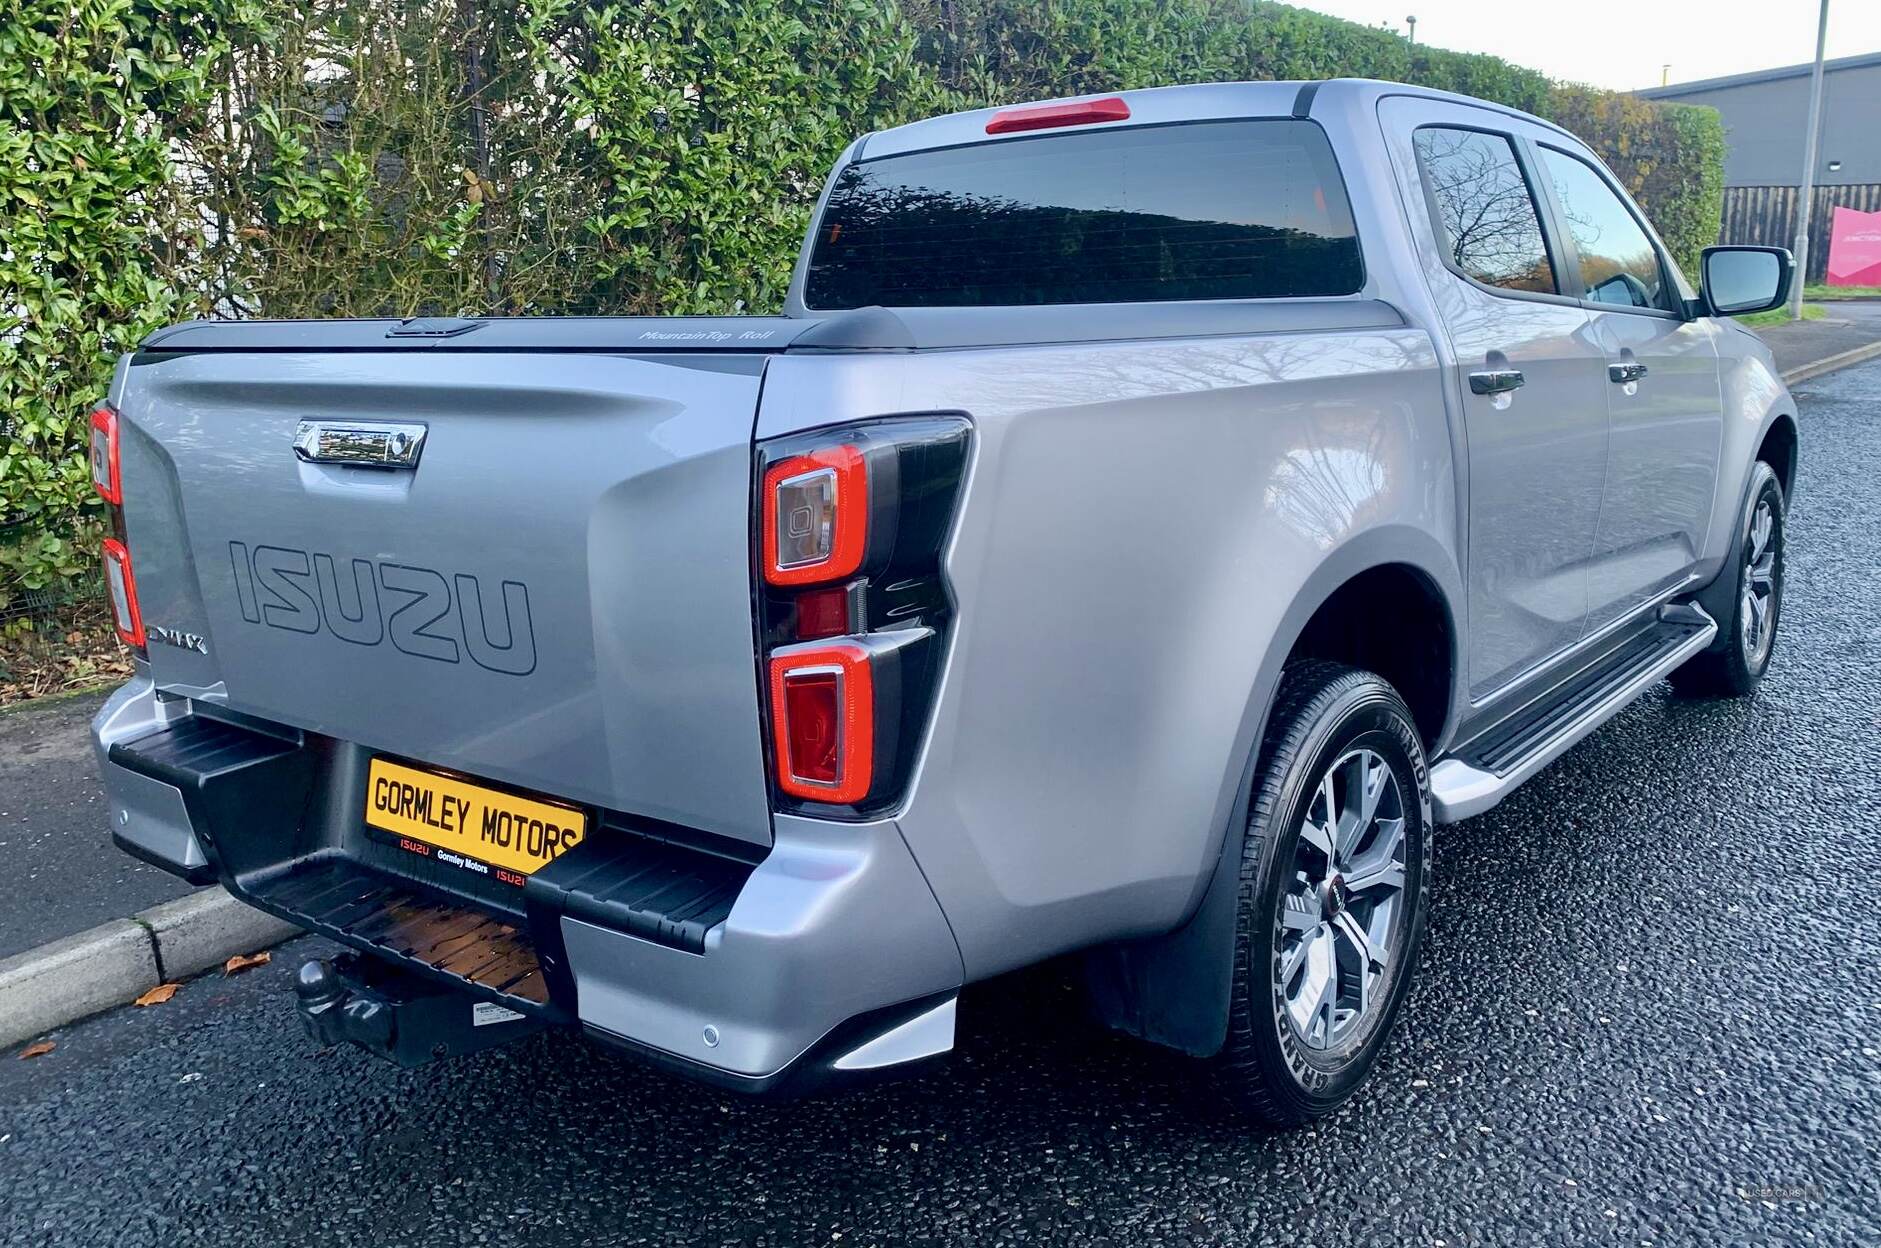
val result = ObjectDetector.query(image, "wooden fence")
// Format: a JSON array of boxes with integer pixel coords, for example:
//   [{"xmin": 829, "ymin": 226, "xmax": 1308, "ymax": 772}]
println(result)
[{"xmin": 1719, "ymin": 184, "xmax": 1881, "ymax": 284}]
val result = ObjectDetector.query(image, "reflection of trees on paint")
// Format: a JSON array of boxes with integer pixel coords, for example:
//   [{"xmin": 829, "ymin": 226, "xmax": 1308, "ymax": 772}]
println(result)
[{"xmin": 1415, "ymin": 129, "xmax": 1554, "ymax": 294}]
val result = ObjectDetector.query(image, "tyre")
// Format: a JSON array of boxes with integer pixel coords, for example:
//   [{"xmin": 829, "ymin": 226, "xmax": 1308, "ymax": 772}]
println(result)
[
  {"xmin": 1210, "ymin": 660, "xmax": 1432, "ymax": 1126},
  {"xmin": 1671, "ymin": 461, "xmax": 1786, "ymax": 699}
]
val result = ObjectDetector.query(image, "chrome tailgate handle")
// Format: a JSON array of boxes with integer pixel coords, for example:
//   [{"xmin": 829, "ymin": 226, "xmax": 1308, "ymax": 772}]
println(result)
[
  {"xmin": 1468, "ymin": 368, "xmax": 1525, "ymax": 396},
  {"xmin": 293, "ymin": 421, "xmax": 428, "ymax": 469}
]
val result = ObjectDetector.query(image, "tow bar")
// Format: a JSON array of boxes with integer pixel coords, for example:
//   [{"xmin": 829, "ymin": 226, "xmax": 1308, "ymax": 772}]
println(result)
[{"xmin": 294, "ymin": 954, "xmax": 543, "ymax": 1067}]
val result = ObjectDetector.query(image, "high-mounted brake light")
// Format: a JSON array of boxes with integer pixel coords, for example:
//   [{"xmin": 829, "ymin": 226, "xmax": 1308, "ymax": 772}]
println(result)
[
  {"xmin": 985, "ymin": 96, "xmax": 1131, "ymax": 135},
  {"xmin": 769, "ymin": 643, "xmax": 874, "ymax": 804},
  {"xmin": 89, "ymin": 405, "xmax": 121, "ymax": 504},
  {"xmin": 763, "ymin": 444, "xmax": 868, "ymax": 586},
  {"xmin": 101, "ymin": 538, "xmax": 145, "ymax": 649}
]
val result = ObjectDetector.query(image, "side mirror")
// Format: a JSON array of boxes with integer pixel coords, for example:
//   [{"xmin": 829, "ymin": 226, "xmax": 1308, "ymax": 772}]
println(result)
[{"xmin": 1700, "ymin": 246, "xmax": 1794, "ymax": 317}]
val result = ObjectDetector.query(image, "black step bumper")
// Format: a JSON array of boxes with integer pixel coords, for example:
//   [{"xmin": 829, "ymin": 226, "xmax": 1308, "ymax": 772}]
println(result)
[{"xmin": 91, "ymin": 677, "xmax": 965, "ymax": 1090}]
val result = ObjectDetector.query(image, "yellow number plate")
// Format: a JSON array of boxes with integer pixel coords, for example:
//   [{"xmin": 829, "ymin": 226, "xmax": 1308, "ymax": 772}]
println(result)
[{"xmin": 365, "ymin": 758, "xmax": 586, "ymax": 880}]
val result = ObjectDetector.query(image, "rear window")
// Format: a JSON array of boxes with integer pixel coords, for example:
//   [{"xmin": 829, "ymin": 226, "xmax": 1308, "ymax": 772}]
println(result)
[{"xmin": 803, "ymin": 120, "xmax": 1363, "ymax": 310}]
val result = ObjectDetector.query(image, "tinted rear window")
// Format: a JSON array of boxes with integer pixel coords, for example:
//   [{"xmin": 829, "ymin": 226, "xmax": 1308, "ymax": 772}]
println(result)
[{"xmin": 804, "ymin": 120, "xmax": 1363, "ymax": 309}]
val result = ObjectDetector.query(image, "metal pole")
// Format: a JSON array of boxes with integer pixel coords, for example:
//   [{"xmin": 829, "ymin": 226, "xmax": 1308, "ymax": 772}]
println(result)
[{"xmin": 1791, "ymin": 0, "xmax": 1831, "ymax": 318}]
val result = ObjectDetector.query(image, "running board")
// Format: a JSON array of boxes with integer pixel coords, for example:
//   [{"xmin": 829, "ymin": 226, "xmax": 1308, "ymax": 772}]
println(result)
[{"xmin": 1430, "ymin": 603, "xmax": 1717, "ymax": 823}]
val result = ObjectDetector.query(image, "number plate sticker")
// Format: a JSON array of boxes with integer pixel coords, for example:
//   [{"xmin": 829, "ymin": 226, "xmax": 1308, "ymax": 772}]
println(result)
[{"xmin": 365, "ymin": 758, "xmax": 586, "ymax": 881}]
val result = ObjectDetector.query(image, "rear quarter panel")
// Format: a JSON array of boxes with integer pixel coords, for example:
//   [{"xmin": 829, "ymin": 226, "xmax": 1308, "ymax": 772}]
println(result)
[{"xmin": 759, "ymin": 327, "xmax": 1458, "ymax": 977}]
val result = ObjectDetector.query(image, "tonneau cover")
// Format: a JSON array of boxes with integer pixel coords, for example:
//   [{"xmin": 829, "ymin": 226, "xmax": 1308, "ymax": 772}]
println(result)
[
  {"xmin": 139, "ymin": 300, "xmax": 1406, "ymax": 356},
  {"xmin": 140, "ymin": 315, "xmax": 816, "ymax": 354}
]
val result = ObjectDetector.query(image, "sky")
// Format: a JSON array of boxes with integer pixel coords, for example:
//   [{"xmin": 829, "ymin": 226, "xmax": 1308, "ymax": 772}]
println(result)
[{"xmin": 1297, "ymin": 0, "xmax": 1881, "ymax": 92}]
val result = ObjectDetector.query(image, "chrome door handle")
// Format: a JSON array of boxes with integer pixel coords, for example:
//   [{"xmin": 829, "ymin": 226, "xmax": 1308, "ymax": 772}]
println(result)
[
  {"xmin": 1469, "ymin": 369, "xmax": 1526, "ymax": 396},
  {"xmin": 1608, "ymin": 362, "xmax": 1649, "ymax": 384},
  {"xmin": 293, "ymin": 420, "xmax": 428, "ymax": 469}
]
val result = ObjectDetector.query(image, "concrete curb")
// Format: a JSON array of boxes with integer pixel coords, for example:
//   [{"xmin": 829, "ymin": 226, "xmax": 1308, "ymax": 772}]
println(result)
[
  {"xmin": 1781, "ymin": 339, "xmax": 1881, "ymax": 385},
  {"xmin": 1, "ymin": 889, "xmax": 300, "ymax": 1049}
]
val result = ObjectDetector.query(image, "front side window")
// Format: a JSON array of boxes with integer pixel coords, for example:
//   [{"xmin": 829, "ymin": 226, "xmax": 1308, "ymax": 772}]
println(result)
[
  {"xmin": 804, "ymin": 120, "xmax": 1363, "ymax": 309},
  {"xmin": 1538, "ymin": 148, "xmax": 1675, "ymax": 312},
  {"xmin": 1413, "ymin": 128, "xmax": 1556, "ymax": 295}
]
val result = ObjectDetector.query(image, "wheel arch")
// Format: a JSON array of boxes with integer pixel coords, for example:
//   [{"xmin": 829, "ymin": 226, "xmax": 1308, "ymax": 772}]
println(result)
[
  {"xmin": 1758, "ymin": 411, "xmax": 1799, "ymax": 504},
  {"xmin": 1084, "ymin": 525, "xmax": 1461, "ymax": 1058}
]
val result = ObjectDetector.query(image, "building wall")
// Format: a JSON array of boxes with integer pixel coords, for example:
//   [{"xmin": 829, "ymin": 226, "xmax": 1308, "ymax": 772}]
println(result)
[{"xmin": 1646, "ymin": 61, "xmax": 1881, "ymax": 187}]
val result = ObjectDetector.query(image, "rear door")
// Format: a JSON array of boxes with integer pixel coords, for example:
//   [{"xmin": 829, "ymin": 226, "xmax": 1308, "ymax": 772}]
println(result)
[
  {"xmin": 1382, "ymin": 98, "xmax": 1611, "ymax": 699},
  {"xmin": 113, "ymin": 349, "xmax": 775, "ymax": 847},
  {"xmin": 1531, "ymin": 143, "xmax": 1724, "ymax": 626}
]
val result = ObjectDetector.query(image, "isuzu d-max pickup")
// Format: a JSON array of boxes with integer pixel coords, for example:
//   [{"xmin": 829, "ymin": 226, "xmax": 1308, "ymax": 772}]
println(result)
[{"xmin": 90, "ymin": 79, "xmax": 1798, "ymax": 1124}]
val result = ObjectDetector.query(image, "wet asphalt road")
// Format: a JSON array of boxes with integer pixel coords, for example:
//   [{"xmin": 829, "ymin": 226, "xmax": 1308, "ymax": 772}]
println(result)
[
  {"xmin": 5, "ymin": 361, "xmax": 1881, "ymax": 1247},
  {"xmin": 0, "ymin": 690, "xmax": 196, "ymax": 960}
]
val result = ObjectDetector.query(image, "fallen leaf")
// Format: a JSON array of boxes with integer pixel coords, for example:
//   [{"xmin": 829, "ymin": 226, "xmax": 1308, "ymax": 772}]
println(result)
[
  {"xmin": 135, "ymin": 983, "xmax": 181, "ymax": 1007},
  {"xmin": 17, "ymin": 1041, "xmax": 54, "ymax": 1060},
  {"xmin": 223, "ymin": 951, "xmax": 271, "ymax": 976}
]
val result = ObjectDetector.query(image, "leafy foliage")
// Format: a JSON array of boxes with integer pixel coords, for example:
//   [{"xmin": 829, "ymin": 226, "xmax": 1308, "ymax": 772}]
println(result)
[
  {"xmin": 1, "ymin": 0, "xmax": 1726, "ymax": 603},
  {"xmin": 908, "ymin": 0, "xmax": 1717, "ymax": 269},
  {"xmin": 0, "ymin": 0, "xmax": 250, "ymax": 596},
  {"xmin": 1548, "ymin": 84, "xmax": 1725, "ymax": 276}
]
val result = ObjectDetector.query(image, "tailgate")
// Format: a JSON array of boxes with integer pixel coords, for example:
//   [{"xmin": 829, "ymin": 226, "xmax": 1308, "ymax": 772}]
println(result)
[{"xmin": 111, "ymin": 350, "xmax": 774, "ymax": 847}]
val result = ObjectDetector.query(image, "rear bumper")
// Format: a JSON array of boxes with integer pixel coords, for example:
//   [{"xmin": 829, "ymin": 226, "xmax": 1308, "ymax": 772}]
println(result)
[{"xmin": 92, "ymin": 676, "xmax": 964, "ymax": 1091}]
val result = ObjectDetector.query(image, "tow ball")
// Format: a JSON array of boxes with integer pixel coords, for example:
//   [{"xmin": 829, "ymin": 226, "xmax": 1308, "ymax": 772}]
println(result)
[{"xmin": 294, "ymin": 954, "xmax": 542, "ymax": 1067}]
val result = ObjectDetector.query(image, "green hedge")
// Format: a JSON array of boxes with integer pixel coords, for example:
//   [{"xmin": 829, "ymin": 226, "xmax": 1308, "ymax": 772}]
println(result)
[
  {"xmin": 0, "ymin": 0, "xmax": 245, "ymax": 597},
  {"xmin": 908, "ymin": 1, "xmax": 1719, "ymax": 270},
  {"xmin": 1546, "ymin": 84, "xmax": 1726, "ymax": 277},
  {"xmin": 1, "ymin": 0, "xmax": 1724, "ymax": 604}
]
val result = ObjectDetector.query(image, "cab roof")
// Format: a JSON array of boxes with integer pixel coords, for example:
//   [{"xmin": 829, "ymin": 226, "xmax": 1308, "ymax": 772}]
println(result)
[{"xmin": 853, "ymin": 77, "xmax": 1577, "ymax": 162}]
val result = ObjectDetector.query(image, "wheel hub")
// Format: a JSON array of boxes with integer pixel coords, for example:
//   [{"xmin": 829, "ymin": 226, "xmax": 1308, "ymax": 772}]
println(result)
[{"xmin": 1320, "ymin": 873, "xmax": 1349, "ymax": 919}]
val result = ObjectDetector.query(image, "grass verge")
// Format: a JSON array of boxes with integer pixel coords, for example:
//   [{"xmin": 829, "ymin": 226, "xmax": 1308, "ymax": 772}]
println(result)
[
  {"xmin": 1804, "ymin": 283, "xmax": 1881, "ymax": 301},
  {"xmin": 1738, "ymin": 303, "xmax": 1827, "ymax": 328}
]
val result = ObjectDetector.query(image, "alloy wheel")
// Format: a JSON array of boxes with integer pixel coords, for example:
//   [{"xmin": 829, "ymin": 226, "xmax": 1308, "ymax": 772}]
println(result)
[
  {"xmin": 1276, "ymin": 748, "xmax": 1408, "ymax": 1051},
  {"xmin": 1741, "ymin": 495, "xmax": 1780, "ymax": 668}
]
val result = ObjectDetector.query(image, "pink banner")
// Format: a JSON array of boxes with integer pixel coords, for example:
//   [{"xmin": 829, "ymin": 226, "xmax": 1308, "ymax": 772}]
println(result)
[{"xmin": 1827, "ymin": 205, "xmax": 1881, "ymax": 287}]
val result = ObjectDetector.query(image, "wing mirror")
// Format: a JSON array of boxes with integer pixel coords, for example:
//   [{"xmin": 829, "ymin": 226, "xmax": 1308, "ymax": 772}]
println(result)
[{"xmin": 1700, "ymin": 246, "xmax": 1794, "ymax": 317}]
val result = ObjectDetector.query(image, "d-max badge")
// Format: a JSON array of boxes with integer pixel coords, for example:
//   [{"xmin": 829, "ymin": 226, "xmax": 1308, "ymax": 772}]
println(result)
[{"xmin": 148, "ymin": 624, "xmax": 210, "ymax": 655}]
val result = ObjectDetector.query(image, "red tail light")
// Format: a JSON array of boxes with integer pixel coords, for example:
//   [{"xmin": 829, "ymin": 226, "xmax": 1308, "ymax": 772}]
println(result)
[
  {"xmin": 762, "ymin": 444, "xmax": 868, "ymax": 586},
  {"xmin": 769, "ymin": 643, "xmax": 874, "ymax": 803},
  {"xmin": 101, "ymin": 538, "xmax": 145, "ymax": 648},
  {"xmin": 985, "ymin": 96, "xmax": 1130, "ymax": 135},
  {"xmin": 755, "ymin": 416, "xmax": 971, "ymax": 814},
  {"xmin": 89, "ymin": 405, "xmax": 121, "ymax": 504},
  {"xmin": 794, "ymin": 585, "xmax": 851, "ymax": 641}
]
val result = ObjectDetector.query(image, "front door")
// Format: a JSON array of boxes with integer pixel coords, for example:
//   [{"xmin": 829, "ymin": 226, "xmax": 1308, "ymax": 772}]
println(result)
[
  {"xmin": 1531, "ymin": 143, "xmax": 1725, "ymax": 627},
  {"xmin": 1384, "ymin": 101, "xmax": 1613, "ymax": 699}
]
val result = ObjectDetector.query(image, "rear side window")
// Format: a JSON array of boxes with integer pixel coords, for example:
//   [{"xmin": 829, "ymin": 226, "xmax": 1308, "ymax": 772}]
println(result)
[
  {"xmin": 1537, "ymin": 148, "xmax": 1676, "ymax": 313},
  {"xmin": 804, "ymin": 120, "xmax": 1363, "ymax": 309},
  {"xmin": 1413, "ymin": 128, "xmax": 1556, "ymax": 295}
]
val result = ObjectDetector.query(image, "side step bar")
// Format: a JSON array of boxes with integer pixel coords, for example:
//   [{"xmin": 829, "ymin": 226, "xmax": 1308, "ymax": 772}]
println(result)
[{"xmin": 1430, "ymin": 603, "xmax": 1717, "ymax": 823}]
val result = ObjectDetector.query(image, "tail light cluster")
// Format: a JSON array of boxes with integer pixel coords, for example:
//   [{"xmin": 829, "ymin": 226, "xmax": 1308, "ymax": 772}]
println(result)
[
  {"xmin": 90, "ymin": 404, "xmax": 146, "ymax": 653},
  {"xmin": 757, "ymin": 416, "xmax": 970, "ymax": 815}
]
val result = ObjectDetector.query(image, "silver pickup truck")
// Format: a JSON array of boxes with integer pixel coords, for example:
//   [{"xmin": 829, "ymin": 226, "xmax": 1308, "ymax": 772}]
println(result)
[{"xmin": 89, "ymin": 78, "xmax": 1797, "ymax": 1124}]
